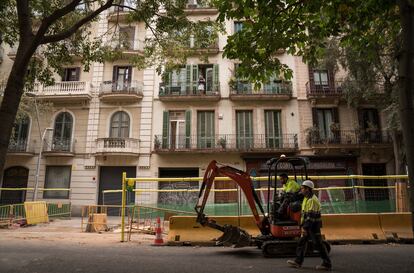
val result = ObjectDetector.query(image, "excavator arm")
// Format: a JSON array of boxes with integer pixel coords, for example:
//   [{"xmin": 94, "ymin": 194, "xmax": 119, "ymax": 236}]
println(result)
[{"xmin": 194, "ymin": 160, "xmax": 270, "ymax": 246}]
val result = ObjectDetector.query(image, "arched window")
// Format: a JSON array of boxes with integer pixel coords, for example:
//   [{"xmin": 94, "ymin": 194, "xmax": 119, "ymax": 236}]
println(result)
[
  {"xmin": 53, "ymin": 112, "xmax": 73, "ymax": 151},
  {"xmin": 10, "ymin": 115, "xmax": 30, "ymax": 152},
  {"xmin": 110, "ymin": 111, "xmax": 130, "ymax": 138}
]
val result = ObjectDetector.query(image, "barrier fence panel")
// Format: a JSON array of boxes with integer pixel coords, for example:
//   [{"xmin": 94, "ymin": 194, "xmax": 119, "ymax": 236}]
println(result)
[{"xmin": 106, "ymin": 175, "xmax": 408, "ymax": 221}]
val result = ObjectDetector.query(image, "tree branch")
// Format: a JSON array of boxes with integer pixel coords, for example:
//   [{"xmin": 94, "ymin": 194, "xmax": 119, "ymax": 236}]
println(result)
[
  {"xmin": 35, "ymin": 0, "xmax": 83, "ymax": 41},
  {"xmin": 40, "ymin": 0, "xmax": 114, "ymax": 44}
]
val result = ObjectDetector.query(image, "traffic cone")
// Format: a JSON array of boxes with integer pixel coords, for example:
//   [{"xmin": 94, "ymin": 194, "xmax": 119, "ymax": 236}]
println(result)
[{"xmin": 152, "ymin": 217, "xmax": 164, "ymax": 246}]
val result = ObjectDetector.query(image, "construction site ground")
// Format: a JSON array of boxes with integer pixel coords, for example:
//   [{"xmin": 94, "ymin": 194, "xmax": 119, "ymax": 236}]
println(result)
[{"xmin": 0, "ymin": 218, "xmax": 413, "ymax": 273}]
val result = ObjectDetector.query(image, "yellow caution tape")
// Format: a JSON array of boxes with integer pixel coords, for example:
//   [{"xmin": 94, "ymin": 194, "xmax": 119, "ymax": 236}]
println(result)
[
  {"xmin": 0, "ymin": 188, "xmax": 71, "ymax": 191},
  {"xmin": 101, "ymin": 185, "xmax": 397, "ymax": 194},
  {"xmin": 124, "ymin": 174, "xmax": 409, "ymax": 182}
]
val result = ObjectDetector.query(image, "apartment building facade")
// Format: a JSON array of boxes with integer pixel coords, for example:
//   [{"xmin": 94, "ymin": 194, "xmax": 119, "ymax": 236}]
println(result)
[{"xmin": 0, "ymin": 3, "xmax": 394, "ymax": 212}]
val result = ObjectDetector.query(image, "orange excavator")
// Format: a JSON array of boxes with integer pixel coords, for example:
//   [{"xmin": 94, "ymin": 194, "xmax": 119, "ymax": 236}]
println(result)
[{"xmin": 194, "ymin": 156, "xmax": 331, "ymax": 257}]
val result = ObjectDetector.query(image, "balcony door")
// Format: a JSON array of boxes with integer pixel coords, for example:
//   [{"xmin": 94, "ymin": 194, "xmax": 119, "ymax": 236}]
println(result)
[
  {"xmin": 53, "ymin": 112, "xmax": 73, "ymax": 151},
  {"xmin": 265, "ymin": 110, "xmax": 281, "ymax": 148},
  {"xmin": 112, "ymin": 66, "xmax": 132, "ymax": 92},
  {"xmin": 236, "ymin": 110, "xmax": 253, "ymax": 149},
  {"xmin": 359, "ymin": 108, "xmax": 381, "ymax": 143},
  {"xmin": 109, "ymin": 111, "xmax": 130, "ymax": 148},
  {"xmin": 9, "ymin": 115, "xmax": 30, "ymax": 152},
  {"xmin": 62, "ymin": 67, "xmax": 80, "ymax": 81},
  {"xmin": 197, "ymin": 111, "xmax": 215, "ymax": 149},
  {"xmin": 313, "ymin": 108, "xmax": 339, "ymax": 143},
  {"xmin": 169, "ymin": 111, "xmax": 186, "ymax": 149}
]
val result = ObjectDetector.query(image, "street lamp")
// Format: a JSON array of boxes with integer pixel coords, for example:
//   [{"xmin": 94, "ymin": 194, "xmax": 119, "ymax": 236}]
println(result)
[
  {"xmin": 25, "ymin": 92, "xmax": 53, "ymax": 201},
  {"xmin": 33, "ymin": 127, "xmax": 53, "ymax": 201}
]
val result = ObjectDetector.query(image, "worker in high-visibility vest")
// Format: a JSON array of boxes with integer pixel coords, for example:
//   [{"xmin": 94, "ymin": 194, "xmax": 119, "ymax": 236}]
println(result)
[
  {"xmin": 287, "ymin": 180, "xmax": 332, "ymax": 271},
  {"xmin": 280, "ymin": 173, "xmax": 300, "ymax": 193},
  {"xmin": 277, "ymin": 173, "xmax": 300, "ymax": 219}
]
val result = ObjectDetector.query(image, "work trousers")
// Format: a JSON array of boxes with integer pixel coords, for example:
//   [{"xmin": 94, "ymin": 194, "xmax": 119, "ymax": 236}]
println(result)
[{"xmin": 295, "ymin": 229, "xmax": 331, "ymax": 266}]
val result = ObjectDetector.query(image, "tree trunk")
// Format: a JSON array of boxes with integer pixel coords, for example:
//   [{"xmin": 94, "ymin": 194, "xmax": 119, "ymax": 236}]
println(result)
[
  {"xmin": 0, "ymin": 42, "xmax": 37, "ymax": 180},
  {"xmin": 398, "ymin": 0, "xmax": 414, "ymax": 231}
]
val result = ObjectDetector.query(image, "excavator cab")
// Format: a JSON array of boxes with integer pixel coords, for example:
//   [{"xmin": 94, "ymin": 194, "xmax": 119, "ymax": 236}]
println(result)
[{"xmin": 266, "ymin": 156, "xmax": 309, "ymax": 239}]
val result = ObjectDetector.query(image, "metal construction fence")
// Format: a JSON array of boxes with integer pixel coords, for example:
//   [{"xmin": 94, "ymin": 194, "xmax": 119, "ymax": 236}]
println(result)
[
  {"xmin": 102, "ymin": 175, "xmax": 409, "ymax": 217},
  {"xmin": 0, "ymin": 201, "xmax": 71, "ymax": 227}
]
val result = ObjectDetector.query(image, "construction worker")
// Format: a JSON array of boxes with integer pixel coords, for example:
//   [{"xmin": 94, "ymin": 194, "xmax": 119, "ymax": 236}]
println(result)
[
  {"xmin": 277, "ymin": 173, "xmax": 300, "ymax": 219},
  {"xmin": 287, "ymin": 180, "xmax": 332, "ymax": 271},
  {"xmin": 280, "ymin": 173, "xmax": 300, "ymax": 193}
]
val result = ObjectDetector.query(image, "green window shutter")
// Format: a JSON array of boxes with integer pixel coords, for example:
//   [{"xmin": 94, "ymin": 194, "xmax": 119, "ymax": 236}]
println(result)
[
  {"xmin": 186, "ymin": 65, "xmax": 192, "ymax": 94},
  {"xmin": 192, "ymin": 64, "xmax": 198, "ymax": 94},
  {"xmin": 213, "ymin": 64, "xmax": 219, "ymax": 92},
  {"xmin": 197, "ymin": 111, "xmax": 214, "ymax": 148},
  {"xmin": 185, "ymin": 110, "xmax": 191, "ymax": 148},
  {"xmin": 162, "ymin": 111, "xmax": 170, "ymax": 148}
]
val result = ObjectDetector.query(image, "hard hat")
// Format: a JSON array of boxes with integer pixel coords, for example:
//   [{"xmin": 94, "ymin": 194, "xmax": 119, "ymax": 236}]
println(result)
[{"xmin": 302, "ymin": 180, "xmax": 314, "ymax": 189}]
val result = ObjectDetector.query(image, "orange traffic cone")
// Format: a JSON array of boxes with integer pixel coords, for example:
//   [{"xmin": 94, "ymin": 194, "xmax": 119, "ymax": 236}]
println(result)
[{"xmin": 152, "ymin": 217, "xmax": 164, "ymax": 246}]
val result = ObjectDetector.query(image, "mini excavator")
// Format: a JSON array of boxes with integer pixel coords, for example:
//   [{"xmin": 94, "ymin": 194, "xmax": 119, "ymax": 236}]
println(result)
[{"xmin": 194, "ymin": 156, "xmax": 331, "ymax": 257}]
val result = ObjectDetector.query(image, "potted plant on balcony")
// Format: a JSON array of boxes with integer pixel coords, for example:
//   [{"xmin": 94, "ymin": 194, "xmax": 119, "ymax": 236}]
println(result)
[
  {"xmin": 228, "ymin": 77, "xmax": 237, "ymax": 93},
  {"xmin": 305, "ymin": 126, "xmax": 321, "ymax": 145},
  {"xmin": 217, "ymin": 137, "xmax": 227, "ymax": 149},
  {"xmin": 154, "ymin": 135, "xmax": 161, "ymax": 150}
]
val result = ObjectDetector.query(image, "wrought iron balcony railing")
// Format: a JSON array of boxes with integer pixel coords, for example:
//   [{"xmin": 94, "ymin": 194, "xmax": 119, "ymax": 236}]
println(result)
[
  {"xmin": 306, "ymin": 129, "xmax": 392, "ymax": 146},
  {"xmin": 230, "ymin": 80, "xmax": 292, "ymax": 95},
  {"xmin": 8, "ymin": 139, "xmax": 28, "ymax": 153},
  {"xmin": 159, "ymin": 81, "xmax": 220, "ymax": 96},
  {"xmin": 154, "ymin": 134, "xmax": 298, "ymax": 152},
  {"xmin": 43, "ymin": 137, "xmax": 74, "ymax": 153},
  {"xmin": 100, "ymin": 80, "xmax": 143, "ymax": 94},
  {"xmin": 306, "ymin": 80, "xmax": 343, "ymax": 96}
]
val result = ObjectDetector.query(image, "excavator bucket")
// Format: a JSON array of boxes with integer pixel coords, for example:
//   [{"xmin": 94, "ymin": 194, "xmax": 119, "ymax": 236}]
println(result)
[{"xmin": 216, "ymin": 225, "xmax": 252, "ymax": 248}]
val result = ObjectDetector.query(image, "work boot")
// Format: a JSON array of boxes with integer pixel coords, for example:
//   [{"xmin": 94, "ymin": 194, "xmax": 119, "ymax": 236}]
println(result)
[
  {"xmin": 315, "ymin": 264, "xmax": 332, "ymax": 271},
  {"xmin": 287, "ymin": 260, "xmax": 301, "ymax": 268}
]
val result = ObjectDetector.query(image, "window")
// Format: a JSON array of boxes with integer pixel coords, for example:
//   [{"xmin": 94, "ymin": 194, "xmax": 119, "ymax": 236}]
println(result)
[
  {"xmin": 359, "ymin": 108, "xmax": 381, "ymax": 143},
  {"xmin": 313, "ymin": 70, "xmax": 328, "ymax": 86},
  {"xmin": 43, "ymin": 166, "xmax": 71, "ymax": 199},
  {"xmin": 119, "ymin": 27, "xmax": 135, "ymax": 49},
  {"xmin": 265, "ymin": 111, "xmax": 281, "ymax": 148},
  {"xmin": 62, "ymin": 67, "xmax": 80, "ymax": 81},
  {"xmin": 110, "ymin": 111, "xmax": 130, "ymax": 138},
  {"xmin": 315, "ymin": 108, "xmax": 337, "ymax": 142},
  {"xmin": 234, "ymin": 22, "xmax": 244, "ymax": 33},
  {"xmin": 169, "ymin": 111, "xmax": 186, "ymax": 149},
  {"xmin": 112, "ymin": 66, "xmax": 132, "ymax": 91},
  {"xmin": 53, "ymin": 112, "xmax": 73, "ymax": 151},
  {"xmin": 197, "ymin": 111, "xmax": 215, "ymax": 148},
  {"xmin": 162, "ymin": 110, "xmax": 191, "ymax": 149},
  {"xmin": 233, "ymin": 64, "xmax": 251, "ymax": 93},
  {"xmin": 236, "ymin": 110, "xmax": 253, "ymax": 149},
  {"xmin": 10, "ymin": 115, "xmax": 30, "ymax": 152},
  {"xmin": 162, "ymin": 64, "xmax": 219, "ymax": 95}
]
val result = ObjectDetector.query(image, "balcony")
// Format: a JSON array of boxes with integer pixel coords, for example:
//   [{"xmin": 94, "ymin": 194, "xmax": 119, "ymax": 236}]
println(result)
[
  {"xmin": 229, "ymin": 80, "xmax": 292, "ymax": 101},
  {"xmin": 107, "ymin": 6, "xmax": 134, "ymax": 22},
  {"xmin": 42, "ymin": 137, "xmax": 75, "ymax": 157},
  {"xmin": 153, "ymin": 134, "xmax": 298, "ymax": 153},
  {"xmin": 306, "ymin": 129, "xmax": 392, "ymax": 149},
  {"xmin": 188, "ymin": 39, "xmax": 219, "ymax": 54},
  {"xmin": 109, "ymin": 39, "xmax": 144, "ymax": 57},
  {"xmin": 7, "ymin": 139, "xmax": 34, "ymax": 156},
  {"xmin": 306, "ymin": 81, "xmax": 342, "ymax": 104},
  {"xmin": 99, "ymin": 80, "xmax": 143, "ymax": 103},
  {"xmin": 96, "ymin": 138, "xmax": 140, "ymax": 156},
  {"xmin": 27, "ymin": 81, "xmax": 92, "ymax": 103},
  {"xmin": 184, "ymin": 2, "xmax": 217, "ymax": 15},
  {"xmin": 7, "ymin": 46, "xmax": 44, "ymax": 61},
  {"xmin": 159, "ymin": 81, "xmax": 220, "ymax": 102}
]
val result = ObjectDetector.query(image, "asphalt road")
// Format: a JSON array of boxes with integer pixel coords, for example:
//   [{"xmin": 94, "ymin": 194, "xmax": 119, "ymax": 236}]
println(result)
[{"xmin": 0, "ymin": 239, "xmax": 413, "ymax": 273}]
